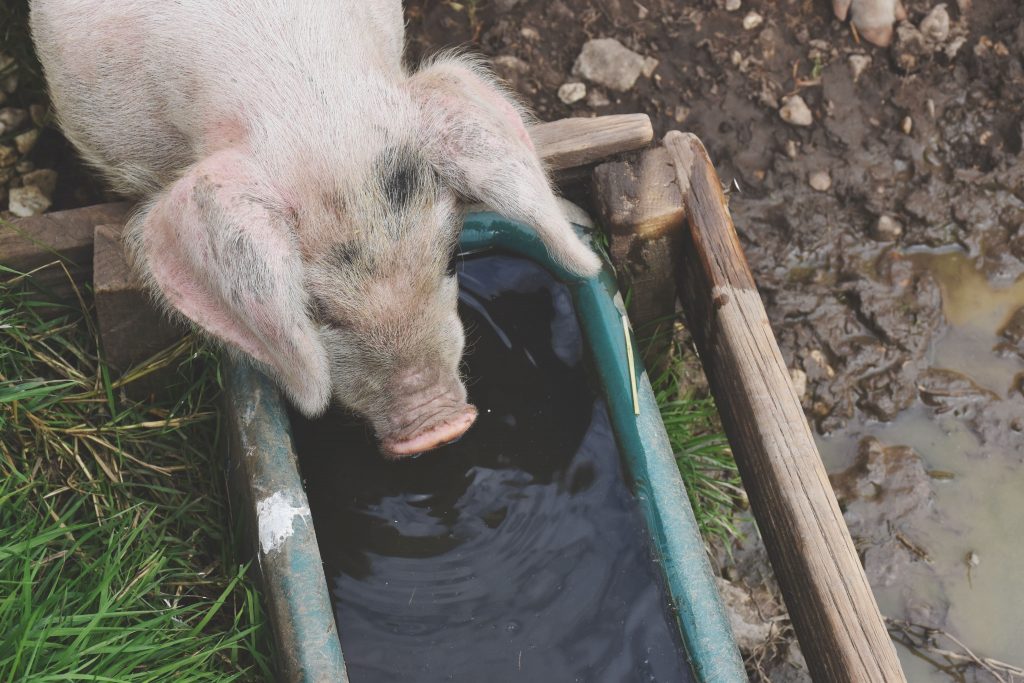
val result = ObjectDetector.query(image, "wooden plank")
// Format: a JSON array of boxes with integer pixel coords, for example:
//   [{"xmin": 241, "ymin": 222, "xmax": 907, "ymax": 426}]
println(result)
[
  {"xmin": 593, "ymin": 147, "xmax": 684, "ymax": 239},
  {"xmin": 664, "ymin": 130, "xmax": 906, "ymax": 683},
  {"xmin": 93, "ymin": 224, "xmax": 182, "ymax": 388},
  {"xmin": 1, "ymin": 202, "xmax": 130, "ymax": 296},
  {"xmin": 592, "ymin": 147, "xmax": 682, "ymax": 359},
  {"xmin": 530, "ymin": 114, "xmax": 654, "ymax": 172}
]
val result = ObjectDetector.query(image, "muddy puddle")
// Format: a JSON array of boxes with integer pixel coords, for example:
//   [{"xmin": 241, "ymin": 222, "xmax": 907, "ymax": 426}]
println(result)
[
  {"xmin": 816, "ymin": 251, "xmax": 1024, "ymax": 680},
  {"xmin": 291, "ymin": 254, "xmax": 692, "ymax": 683}
]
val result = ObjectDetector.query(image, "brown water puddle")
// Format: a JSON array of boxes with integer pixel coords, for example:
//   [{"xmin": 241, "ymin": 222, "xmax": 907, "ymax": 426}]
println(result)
[{"xmin": 816, "ymin": 251, "xmax": 1024, "ymax": 680}]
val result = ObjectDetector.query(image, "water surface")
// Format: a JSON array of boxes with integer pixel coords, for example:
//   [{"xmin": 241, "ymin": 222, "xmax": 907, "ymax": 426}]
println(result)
[{"xmin": 293, "ymin": 254, "xmax": 692, "ymax": 683}]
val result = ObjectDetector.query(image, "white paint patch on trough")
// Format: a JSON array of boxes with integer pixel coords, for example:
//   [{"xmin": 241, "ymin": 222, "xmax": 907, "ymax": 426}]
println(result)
[{"xmin": 256, "ymin": 491, "xmax": 310, "ymax": 555}]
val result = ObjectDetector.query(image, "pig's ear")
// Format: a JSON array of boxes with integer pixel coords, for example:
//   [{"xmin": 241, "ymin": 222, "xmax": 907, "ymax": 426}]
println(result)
[
  {"xmin": 126, "ymin": 150, "xmax": 332, "ymax": 416},
  {"xmin": 406, "ymin": 55, "xmax": 601, "ymax": 277}
]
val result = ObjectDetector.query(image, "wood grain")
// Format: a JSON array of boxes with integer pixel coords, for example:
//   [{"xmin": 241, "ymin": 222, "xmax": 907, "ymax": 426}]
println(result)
[
  {"xmin": 1, "ymin": 202, "xmax": 130, "ymax": 296},
  {"xmin": 530, "ymin": 114, "xmax": 654, "ymax": 172},
  {"xmin": 593, "ymin": 146, "xmax": 684, "ymax": 239},
  {"xmin": 591, "ymin": 147, "xmax": 681, "ymax": 354},
  {"xmin": 93, "ymin": 224, "xmax": 181, "ymax": 385},
  {"xmin": 665, "ymin": 131, "xmax": 906, "ymax": 683}
]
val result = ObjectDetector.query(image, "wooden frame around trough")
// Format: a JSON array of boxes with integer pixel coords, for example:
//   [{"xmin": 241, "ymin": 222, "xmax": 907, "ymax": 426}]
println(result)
[{"xmin": 1, "ymin": 114, "xmax": 905, "ymax": 682}]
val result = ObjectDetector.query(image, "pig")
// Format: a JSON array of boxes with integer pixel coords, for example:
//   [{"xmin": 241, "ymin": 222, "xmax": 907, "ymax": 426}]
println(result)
[{"xmin": 30, "ymin": 0, "xmax": 602, "ymax": 457}]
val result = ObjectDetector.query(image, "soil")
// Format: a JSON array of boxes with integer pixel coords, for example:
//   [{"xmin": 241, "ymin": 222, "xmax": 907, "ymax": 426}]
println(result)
[{"xmin": 401, "ymin": 0, "xmax": 1024, "ymax": 680}]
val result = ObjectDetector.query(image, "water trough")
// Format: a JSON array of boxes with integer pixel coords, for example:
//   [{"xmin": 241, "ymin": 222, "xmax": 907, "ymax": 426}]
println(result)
[{"xmin": 223, "ymin": 212, "xmax": 747, "ymax": 682}]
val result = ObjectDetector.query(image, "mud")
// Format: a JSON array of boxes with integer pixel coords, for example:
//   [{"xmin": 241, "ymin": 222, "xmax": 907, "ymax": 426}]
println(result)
[
  {"xmin": 403, "ymin": 0, "xmax": 1024, "ymax": 679},
  {"xmin": 291, "ymin": 254, "xmax": 692, "ymax": 683}
]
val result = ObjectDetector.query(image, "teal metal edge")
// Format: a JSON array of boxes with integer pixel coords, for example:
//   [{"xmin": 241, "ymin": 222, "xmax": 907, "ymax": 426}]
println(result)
[
  {"xmin": 224, "ymin": 211, "xmax": 743, "ymax": 683},
  {"xmin": 223, "ymin": 360, "xmax": 348, "ymax": 683},
  {"xmin": 461, "ymin": 212, "xmax": 746, "ymax": 683}
]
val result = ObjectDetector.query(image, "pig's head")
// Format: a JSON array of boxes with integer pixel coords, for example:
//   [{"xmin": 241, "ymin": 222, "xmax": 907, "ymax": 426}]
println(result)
[{"xmin": 125, "ymin": 55, "xmax": 600, "ymax": 457}]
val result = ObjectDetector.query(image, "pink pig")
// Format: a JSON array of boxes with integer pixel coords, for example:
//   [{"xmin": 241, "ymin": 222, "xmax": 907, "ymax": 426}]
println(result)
[{"xmin": 30, "ymin": 0, "xmax": 601, "ymax": 457}]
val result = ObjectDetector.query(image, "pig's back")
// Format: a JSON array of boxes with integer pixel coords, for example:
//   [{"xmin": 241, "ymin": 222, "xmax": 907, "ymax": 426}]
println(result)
[{"xmin": 31, "ymin": 0, "xmax": 407, "ymax": 195}]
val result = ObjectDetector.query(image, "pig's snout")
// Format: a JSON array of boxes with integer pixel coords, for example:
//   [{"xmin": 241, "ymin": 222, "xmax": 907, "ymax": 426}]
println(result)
[
  {"xmin": 378, "ymin": 370, "xmax": 476, "ymax": 458},
  {"xmin": 381, "ymin": 405, "xmax": 477, "ymax": 458}
]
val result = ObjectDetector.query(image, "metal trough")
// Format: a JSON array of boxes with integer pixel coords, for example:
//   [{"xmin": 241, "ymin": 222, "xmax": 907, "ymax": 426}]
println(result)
[{"xmin": 224, "ymin": 212, "xmax": 746, "ymax": 682}]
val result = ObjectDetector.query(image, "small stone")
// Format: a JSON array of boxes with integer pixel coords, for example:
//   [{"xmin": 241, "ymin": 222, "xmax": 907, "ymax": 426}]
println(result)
[
  {"xmin": 14, "ymin": 159, "xmax": 33, "ymax": 174},
  {"xmin": 0, "ymin": 107, "xmax": 28, "ymax": 134},
  {"xmin": 491, "ymin": 55, "xmax": 532, "ymax": 93},
  {"xmin": 742, "ymin": 11, "xmax": 763, "ymax": 30},
  {"xmin": 9, "ymin": 185, "xmax": 52, "ymax": 217},
  {"xmin": 779, "ymin": 95, "xmax": 813, "ymax": 126},
  {"xmin": 714, "ymin": 578, "xmax": 773, "ymax": 652},
  {"xmin": 572, "ymin": 38, "xmax": 646, "ymax": 92},
  {"xmin": 520, "ymin": 27, "xmax": 540, "ymax": 41},
  {"xmin": 724, "ymin": 0, "xmax": 742, "ymax": 11},
  {"xmin": 848, "ymin": 54, "xmax": 871, "ymax": 82},
  {"xmin": 673, "ymin": 105, "xmax": 690, "ymax": 123},
  {"xmin": 790, "ymin": 368, "xmax": 808, "ymax": 399},
  {"xmin": 0, "ymin": 73, "xmax": 17, "ymax": 95},
  {"xmin": 29, "ymin": 104, "xmax": 48, "ymax": 127},
  {"xmin": 641, "ymin": 56, "xmax": 659, "ymax": 78},
  {"xmin": 900, "ymin": 116, "xmax": 913, "ymax": 135},
  {"xmin": 785, "ymin": 139, "xmax": 798, "ymax": 159},
  {"xmin": 492, "ymin": 55, "xmax": 529, "ymax": 78},
  {"xmin": 636, "ymin": 3, "xmax": 649, "ymax": 20},
  {"xmin": 21, "ymin": 168, "xmax": 58, "ymax": 199},
  {"xmin": 586, "ymin": 89, "xmax": 611, "ymax": 108},
  {"xmin": 871, "ymin": 215, "xmax": 903, "ymax": 241},
  {"xmin": 966, "ymin": 551, "xmax": 980, "ymax": 567},
  {"xmin": 557, "ymin": 82, "xmax": 587, "ymax": 105},
  {"xmin": 893, "ymin": 22, "xmax": 928, "ymax": 72},
  {"xmin": 809, "ymin": 170, "xmax": 832, "ymax": 191},
  {"xmin": 14, "ymin": 129, "xmax": 39, "ymax": 155},
  {"xmin": 808, "ymin": 349, "xmax": 835, "ymax": 378},
  {"xmin": 919, "ymin": 4, "xmax": 951, "ymax": 43},
  {"xmin": 0, "ymin": 145, "xmax": 16, "ymax": 167}
]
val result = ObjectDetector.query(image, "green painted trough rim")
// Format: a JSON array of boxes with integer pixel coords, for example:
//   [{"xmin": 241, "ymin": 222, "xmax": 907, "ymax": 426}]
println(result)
[{"xmin": 224, "ymin": 212, "xmax": 745, "ymax": 683}]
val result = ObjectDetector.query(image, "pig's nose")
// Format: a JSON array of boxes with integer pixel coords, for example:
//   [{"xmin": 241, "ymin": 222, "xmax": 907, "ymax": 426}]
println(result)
[{"xmin": 381, "ymin": 406, "xmax": 477, "ymax": 459}]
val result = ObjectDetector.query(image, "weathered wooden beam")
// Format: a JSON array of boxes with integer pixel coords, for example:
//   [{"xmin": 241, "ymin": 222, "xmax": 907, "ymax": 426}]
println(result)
[
  {"xmin": 93, "ymin": 223, "xmax": 182, "ymax": 388},
  {"xmin": 665, "ymin": 130, "xmax": 906, "ymax": 683},
  {"xmin": 530, "ymin": 114, "xmax": 654, "ymax": 173},
  {"xmin": 592, "ymin": 146, "xmax": 683, "ymax": 351},
  {"xmin": 0, "ymin": 202, "xmax": 130, "ymax": 296}
]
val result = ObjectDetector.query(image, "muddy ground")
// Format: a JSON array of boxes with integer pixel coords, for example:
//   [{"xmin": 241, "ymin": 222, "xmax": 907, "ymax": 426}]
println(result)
[
  {"xmin": 3, "ymin": 0, "xmax": 1022, "ymax": 680},
  {"xmin": 401, "ymin": 0, "xmax": 1024, "ymax": 680}
]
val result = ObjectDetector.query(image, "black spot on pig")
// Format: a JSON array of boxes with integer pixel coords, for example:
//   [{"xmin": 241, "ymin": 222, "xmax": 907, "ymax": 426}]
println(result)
[
  {"xmin": 328, "ymin": 241, "xmax": 364, "ymax": 269},
  {"xmin": 374, "ymin": 146, "xmax": 435, "ymax": 217}
]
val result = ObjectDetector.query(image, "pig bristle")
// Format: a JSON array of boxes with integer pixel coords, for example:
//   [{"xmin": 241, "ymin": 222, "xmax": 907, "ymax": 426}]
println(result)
[{"xmin": 30, "ymin": 0, "xmax": 600, "ymax": 438}]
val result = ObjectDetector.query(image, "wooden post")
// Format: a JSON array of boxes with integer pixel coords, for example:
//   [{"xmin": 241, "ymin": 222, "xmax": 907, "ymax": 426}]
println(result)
[
  {"xmin": 93, "ymin": 223, "xmax": 182, "ymax": 393},
  {"xmin": 0, "ymin": 202, "xmax": 129, "ymax": 297},
  {"xmin": 592, "ymin": 146, "xmax": 684, "ymax": 367},
  {"xmin": 664, "ymin": 131, "xmax": 906, "ymax": 683}
]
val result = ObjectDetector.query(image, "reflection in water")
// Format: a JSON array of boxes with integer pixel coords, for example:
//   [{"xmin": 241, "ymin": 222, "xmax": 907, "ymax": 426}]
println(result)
[
  {"xmin": 817, "ymin": 251, "xmax": 1024, "ymax": 680},
  {"xmin": 292, "ymin": 255, "xmax": 692, "ymax": 683}
]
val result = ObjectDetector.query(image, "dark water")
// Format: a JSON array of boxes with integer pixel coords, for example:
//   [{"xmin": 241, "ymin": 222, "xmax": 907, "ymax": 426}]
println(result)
[{"xmin": 292, "ymin": 254, "xmax": 692, "ymax": 683}]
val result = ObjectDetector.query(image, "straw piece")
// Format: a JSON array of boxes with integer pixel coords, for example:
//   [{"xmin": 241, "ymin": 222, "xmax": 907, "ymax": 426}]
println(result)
[{"xmin": 622, "ymin": 315, "xmax": 640, "ymax": 416}]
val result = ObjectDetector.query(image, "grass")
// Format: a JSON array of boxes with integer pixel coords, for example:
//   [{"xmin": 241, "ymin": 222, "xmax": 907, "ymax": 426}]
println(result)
[
  {"xmin": 0, "ymin": 259, "xmax": 272, "ymax": 681},
  {"xmin": 644, "ymin": 322, "xmax": 744, "ymax": 547}
]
